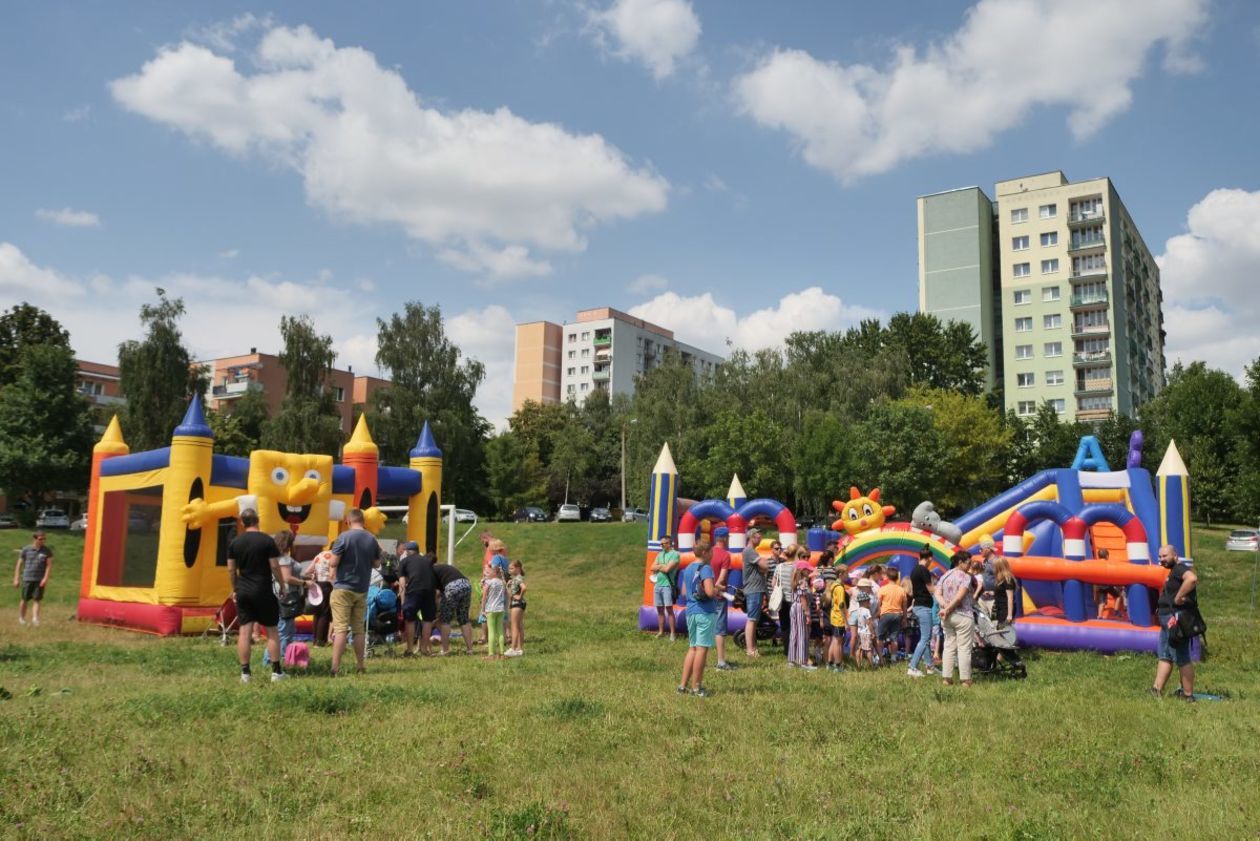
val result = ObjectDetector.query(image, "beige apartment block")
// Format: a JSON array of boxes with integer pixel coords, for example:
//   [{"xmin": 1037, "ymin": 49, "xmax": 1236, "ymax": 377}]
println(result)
[{"xmin": 512, "ymin": 321, "xmax": 564, "ymax": 411}]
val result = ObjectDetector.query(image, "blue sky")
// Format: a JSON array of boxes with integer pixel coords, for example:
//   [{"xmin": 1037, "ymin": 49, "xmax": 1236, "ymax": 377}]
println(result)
[{"xmin": 2, "ymin": 0, "xmax": 1258, "ymax": 425}]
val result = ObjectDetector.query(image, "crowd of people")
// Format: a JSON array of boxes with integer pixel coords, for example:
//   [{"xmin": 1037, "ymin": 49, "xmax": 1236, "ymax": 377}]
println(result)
[
  {"xmin": 227, "ymin": 511, "xmax": 528, "ymax": 682},
  {"xmin": 667, "ymin": 527, "xmax": 1201, "ymax": 699}
]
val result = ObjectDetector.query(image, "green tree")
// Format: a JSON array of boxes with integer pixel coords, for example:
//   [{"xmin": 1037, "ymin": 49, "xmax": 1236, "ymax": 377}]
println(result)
[
  {"xmin": 0, "ymin": 303, "xmax": 71, "ymax": 389},
  {"xmin": 791, "ymin": 410, "xmax": 851, "ymax": 519},
  {"xmin": 0, "ymin": 344, "xmax": 95, "ymax": 508},
  {"xmin": 118, "ymin": 289, "xmax": 209, "ymax": 451},
  {"xmin": 368, "ymin": 302, "xmax": 490, "ymax": 509},
  {"xmin": 548, "ymin": 411, "xmax": 595, "ymax": 504},
  {"xmin": 483, "ymin": 431, "xmax": 547, "ymax": 518},
  {"xmin": 261, "ymin": 315, "xmax": 344, "ymax": 455},
  {"xmin": 625, "ymin": 350, "xmax": 708, "ymax": 505},
  {"xmin": 849, "ymin": 401, "xmax": 944, "ymax": 514},
  {"xmin": 227, "ymin": 386, "xmax": 270, "ymax": 448},
  {"xmin": 695, "ymin": 408, "xmax": 789, "ymax": 503},
  {"xmin": 885, "ymin": 312, "xmax": 989, "ymax": 394},
  {"xmin": 207, "ymin": 409, "xmax": 256, "ymax": 457},
  {"xmin": 898, "ymin": 387, "xmax": 1013, "ymax": 514}
]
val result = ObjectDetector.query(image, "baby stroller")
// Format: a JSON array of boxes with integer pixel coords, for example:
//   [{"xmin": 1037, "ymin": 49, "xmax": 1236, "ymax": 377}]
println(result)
[
  {"xmin": 205, "ymin": 596, "xmax": 239, "ymax": 646},
  {"xmin": 972, "ymin": 610, "xmax": 1027, "ymax": 679},
  {"xmin": 366, "ymin": 587, "xmax": 401, "ymax": 657},
  {"xmin": 732, "ymin": 590, "xmax": 779, "ymax": 648}
]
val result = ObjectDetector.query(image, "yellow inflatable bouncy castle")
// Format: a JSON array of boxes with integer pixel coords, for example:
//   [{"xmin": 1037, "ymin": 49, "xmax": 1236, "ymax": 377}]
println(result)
[{"xmin": 77, "ymin": 396, "xmax": 444, "ymax": 635}]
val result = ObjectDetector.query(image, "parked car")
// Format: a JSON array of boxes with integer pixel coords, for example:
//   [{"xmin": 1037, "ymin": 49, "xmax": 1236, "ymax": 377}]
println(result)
[
  {"xmin": 557, "ymin": 504, "xmax": 581, "ymax": 522},
  {"xmin": 589, "ymin": 507, "xmax": 612, "ymax": 523},
  {"xmin": 1225, "ymin": 529, "xmax": 1260, "ymax": 552},
  {"xmin": 127, "ymin": 511, "xmax": 153, "ymax": 533},
  {"xmin": 442, "ymin": 508, "xmax": 478, "ymax": 523},
  {"xmin": 0, "ymin": 514, "xmax": 18, "ymax": 529},
  {"xmin": 622, "ymin": 507, "xmax": 649, "ymax": 523},
  {"xmin": 514, "ymin": 506, "xmax": 549, "ymax": 523},
  {"xmin": 35, "ymin": 508, "xmax": 70, "ymax": 529},
  {"xmin": 70, "ymin": 514, "xmax": 89, "ymax": 532}
]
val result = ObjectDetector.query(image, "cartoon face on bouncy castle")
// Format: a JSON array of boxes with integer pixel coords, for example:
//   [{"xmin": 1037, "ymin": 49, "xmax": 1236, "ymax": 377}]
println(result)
[{"xmin": 831, "ymin": 485, "xmax": 896, "ymax": 536}]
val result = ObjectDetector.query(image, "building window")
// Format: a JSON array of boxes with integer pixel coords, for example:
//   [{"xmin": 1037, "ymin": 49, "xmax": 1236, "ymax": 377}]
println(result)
[
  {"xmin": 1015, "ymin": 317, "xmax": 1032, "ymax": 332},
  {"xmin": 1017, "ymin": 401, "xmax": 1036, "ymax": 416},
  {"xmin": 1014, "ymin": 290, "xmax": 1031, "ymax": 305},
  {"xmin": 568, "ymin": 333, "xmax": 576, "ymax": 342},
  {"xmin": 1017, "ymin": 372, "xmax": 1035, "ymax": 388},
  {"xmin": 580, "ymin": 383, "xmax": 588, "ymax": 392},
  {"xmin": 1039, "ymin": 203, "xmax": 1057, "ymax": 219},
  {"xmin": 1046, "ymin": 370, "xmax": 1064, "ymax": 386},
  {"xmin": 1042, "ymin": 286, "xmax": 1060, "ymax": 302},
  {"xmin": 1012, "ymin": 235, "xmax": 1029, "ymax": 251},
  {"xmin": 1044, "ymin": 314, "xmax": 1062, "ymax": 330},
  {"xmin": 1041, "ymin": 258, "xmax": 1059, "ymax": 274},
  {"xmin": 1040, "ymin": 231, "xmax": 1058, "ymax": 247},
  {"xmin": 1071, "ymin": 198, "xmax": 1103, "ymax": 221},
  {"xmin": 581, "ymin": 349, "xmax": 590, "ymax": 358},
  {"xmin": 1073, "ymin": 253, "xmax": 1107, "ymax": 276},
  {"xmin": 566, "ymin": 384, "xmax": 575, "ymax": 395},
  {"xmin": 1079, "ymin": 395, "xmax": 1113, "ymax": 411},
  {"xmin": 580, "ymin": 331, "xmax": 590, "ymax": 341},
  {"xmin": 580, "ymin": 365, "xmax": 589, "ymax": 374},
  {"xmin": 1011, "ymin": 208, "xmax": 1028, "ymax": 224},
  {"xmin": 567, "ymin": 367, "xmax": 575, "ymax": 376},
  {"xmin": 1013, "ymin": 263, "xmax": 1031, "ymax": 278},
  {"xmin": 1044, "ymin": 341, "xmax": 1063, "ymax": 357},
  {"xmin": 567, "ymin": 350, "xmax": 576, "ymax": 359},
  {"xmin": 333, "ymin": 386, "xmax": 345, "ymax": 402},
  {"xmin": 1015, "ymin": 344, "xmax": 1033, "ymax": 360},
  {"xmin": 1050, "ymin": 399, "xmax": 1066, "ymax": 414}
]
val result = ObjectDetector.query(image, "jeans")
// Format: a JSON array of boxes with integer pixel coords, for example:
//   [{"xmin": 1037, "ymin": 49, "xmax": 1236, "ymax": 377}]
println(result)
[
  {"xmin": 263, "ymin": 616, "xmax": 295, "ymax": 666},
  {"xmin": 909, "ymin": 605, "xmax": 934, "ymax": 670},
  {"xmin": 942, "ymin": 611, "xmax": 975, "ymax": 682}
]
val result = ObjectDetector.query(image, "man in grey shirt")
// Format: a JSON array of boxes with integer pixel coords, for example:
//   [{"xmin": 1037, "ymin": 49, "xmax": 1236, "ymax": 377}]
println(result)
[
  {"xmin": 327, "ymin": 509, "xmax": 382, "ymax": 677},
  {"xmin": 741, "ymin": 528, "xmax": 768, "ymax": 657},
  {"xmin": 13, "ymin": 532, "xmax": 53, "ymax": 627}
]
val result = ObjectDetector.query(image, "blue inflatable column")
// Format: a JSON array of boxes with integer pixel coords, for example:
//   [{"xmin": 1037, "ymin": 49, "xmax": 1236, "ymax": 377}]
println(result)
[
  {"xmin": 1056, "ymin": 469, "xmax": 1088, "ymax": 623},
  {"xmin": 647, "ymin": 444, "xmax": 678, "ymax": 551}
]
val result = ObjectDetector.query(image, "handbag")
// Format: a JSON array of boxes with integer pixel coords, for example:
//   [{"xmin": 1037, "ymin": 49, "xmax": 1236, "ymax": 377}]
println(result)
[
  {"xmin": 1166, "ymin": 606, "xmax": 1207, "ymax": 646},
  {"xmin": 768, "ymin": 584, "xmax": 784, "ymax": 613}
]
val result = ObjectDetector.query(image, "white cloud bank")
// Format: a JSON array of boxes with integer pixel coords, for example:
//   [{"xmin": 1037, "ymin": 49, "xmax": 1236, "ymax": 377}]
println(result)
[
  {"xmin": 629, "ymin": 286, "xmax": 884, "ymax": 353},
  {"xmin": 734, "ymin": 0, "xmax": 1208, "ymax": 182},
  {"xmin": 110, "ymin": 22, "xmax": 668, "ymax": 279},
  {"xmin": 589, "ymin": 0, "xmax": 701, "ymax": 80},
  {"xmin": 36, "ymin": 207, "xmax": 101, "ymax": 227},
  {"xmin": 1157, "ymin": 188, "xmax": 1260, "ymax": 377}
]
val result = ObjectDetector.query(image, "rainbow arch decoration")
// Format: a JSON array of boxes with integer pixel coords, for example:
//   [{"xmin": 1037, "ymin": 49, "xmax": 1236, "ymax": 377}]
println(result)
[
  {"xmin": 835, "ymin": 523, "xmax": 954, "ymax": 577},
  {"xmin": 77, "ymin": 397, "xmax": 444, "ymax": 636}
]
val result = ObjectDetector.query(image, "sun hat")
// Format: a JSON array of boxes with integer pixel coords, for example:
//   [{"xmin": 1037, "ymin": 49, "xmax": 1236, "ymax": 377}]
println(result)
[
  {"xmin": 857, "ymin": 577, "xmax": 874, "ymax": 588},
  {"xmin": 979, "ymin": 535, "xmax": 995, "ymax": 549},
  {"xmin": 306, "ymin": 581, "xmax": 324, "ymax": 606}
]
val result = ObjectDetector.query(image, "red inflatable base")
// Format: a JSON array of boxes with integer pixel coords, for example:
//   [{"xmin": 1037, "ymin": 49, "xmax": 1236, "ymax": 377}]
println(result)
[{"xmin": 77, "ymin": 598, "xmax": 219, "ymax": 636}]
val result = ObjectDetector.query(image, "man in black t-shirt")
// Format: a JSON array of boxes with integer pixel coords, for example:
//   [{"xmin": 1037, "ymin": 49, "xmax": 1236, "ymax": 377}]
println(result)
[
  {"xmin": 397, "ymin": 542, "xmax": 437, "ymax": 656},
  {"xmin": 227, "ymin": 509, "xmax": 285, "ymax": 684},
  {"xmin": 906, "ymin": 545, "xmax": 937, "ymax": 677},
  {"xmin": 1151, "ymin": 544, "xmax": 1199, "ymax": 701}
]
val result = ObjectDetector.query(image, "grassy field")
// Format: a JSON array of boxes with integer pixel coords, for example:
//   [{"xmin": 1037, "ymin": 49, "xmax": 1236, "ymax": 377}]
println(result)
[{"xmin": 1, "ymin": 521, "xmax": 1259, "ymax": 840}]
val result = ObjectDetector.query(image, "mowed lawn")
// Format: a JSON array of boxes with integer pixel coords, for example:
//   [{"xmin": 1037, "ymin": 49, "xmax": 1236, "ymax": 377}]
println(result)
[{"xmin": 2, "ymin": 521, "xmax": 1259, "ymax": 840}]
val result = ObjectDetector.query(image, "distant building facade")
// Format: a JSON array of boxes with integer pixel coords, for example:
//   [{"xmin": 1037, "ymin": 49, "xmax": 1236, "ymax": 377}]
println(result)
[{"xmin": 512, "ymin": 307, "xmax": 723, "ymax": 412}]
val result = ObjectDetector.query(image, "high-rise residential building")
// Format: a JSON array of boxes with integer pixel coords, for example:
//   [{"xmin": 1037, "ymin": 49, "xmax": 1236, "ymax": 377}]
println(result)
[
  {"xmin": 918, "ymin": 171, "xmax": 1165, "ymax": 422},
  {"xmin": 511, "ymin": 307, "xmax": 723, "ymax": 412},
  {"xmin": 917, "ymin": 187, "xmax": 1002, "ymax": 391}
]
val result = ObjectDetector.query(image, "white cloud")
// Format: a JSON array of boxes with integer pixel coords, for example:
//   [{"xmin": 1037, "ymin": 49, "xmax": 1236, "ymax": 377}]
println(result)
[
  {"xmin": 734, "ymin": 0, "xmax": 1208, "ymax": 182},
  {"xmin": 627, "ymin": 272, "xmax": 669, "ymax": 293},
  {"xmin": 62, "ymin": 105, "xmax": 91, "ymax": 123},
  {"xmin": 589, "ymin": 0, "xmax": 701, "ymax": 80},
  {"xmin": 1157, "ymin": 188, "xmax": 1260, "ymax": 376},
  {"xmin": 35, "ymin": 207, "xmax": 101, "ymax": 227},
  {"xmin": 629, "ymin": 286, "xmax": 884, "ymax": 353},
  {"xmin": 218, "ymin": 248, "xmax": 240, "ymax": 259},
  {"xmin": 110, "ymin": 23, "xmax": 669, "ymax": 279},
  {"xmin": 0, "ymin": 242, "xmax": 83, "ymax": 297},
  {"xmin": 445, "ymin": 304, "xmax": 519, "ymax": 429}
]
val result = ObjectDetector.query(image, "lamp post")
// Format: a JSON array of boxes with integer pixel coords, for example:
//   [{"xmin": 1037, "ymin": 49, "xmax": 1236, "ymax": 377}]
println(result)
[{"xmin": 620, "ymin": 417, "xmax": 636, "ymax": 512}]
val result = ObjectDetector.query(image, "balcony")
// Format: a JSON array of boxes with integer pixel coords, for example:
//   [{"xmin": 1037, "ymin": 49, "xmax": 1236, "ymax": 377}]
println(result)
[
  {"xmin": 1068, "ymin": 210, "xmax": 1106, "ymax": 226},
  {"xmin": 592, "ymin": 336, "xmax": 611, "ymax": 348},
  {"xmin": 1076, "ymin": 408, "xmax": 1113, "ymax": 423},
  {"xmin": 1071, "ymin": 323, "xmax": 1110, "ymax": 339},
  {"xmin": 1071, "ymin": 267, "xmax": 1107, "ymax": 280},
  {"xmin": 211, "ymin": 380, "xmax": 261, "ymax": 399},
  {"xmin": 1068, "ymin": 237, "xmax": 1106, "ymax": 253},
  {"xmin": 1075, "ymin": 378, "xmax": 1114, "ymax": 396},
  {"xmin": 1073, "ymin": 351, "xmax": 1112, "ymax": 367},
  {"xmin": 1070, "ymin": 291, "xmax": 1109, "ymax": 309},
  {"xmin": 591, "ymin": 369, "xmax": 610, "ymax": 382}
]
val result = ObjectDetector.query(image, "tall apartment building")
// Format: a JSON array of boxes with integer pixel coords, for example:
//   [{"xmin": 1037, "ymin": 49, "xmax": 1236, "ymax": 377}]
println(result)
[
  {"xmin": 200, "ymin": 349, "xmax": 392, "ymax": 436},
  {"xmin": 918, "ymin": 171, "xmax": 1165, "ymax": 422},
  {"xmin": 512, "ymin": 307, "xmax": 723, "ymax": 411}
]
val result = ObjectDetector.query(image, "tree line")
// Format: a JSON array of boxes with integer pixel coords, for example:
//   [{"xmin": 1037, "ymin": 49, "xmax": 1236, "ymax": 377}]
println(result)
[{"xmin": 1, "ymin": 297, "xmax": 1257, "ymax": 528}]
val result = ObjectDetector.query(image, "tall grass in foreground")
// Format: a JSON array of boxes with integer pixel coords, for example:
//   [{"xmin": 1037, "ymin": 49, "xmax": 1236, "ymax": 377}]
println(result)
[{"xmin": 1, "ymin": 523, "xmax": 1258, "ymax": 839}]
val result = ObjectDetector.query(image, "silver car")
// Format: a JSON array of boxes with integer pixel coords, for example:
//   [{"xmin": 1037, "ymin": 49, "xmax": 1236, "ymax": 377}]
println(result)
[
  {"xmin": 36, "ymin": 508, "xmax": 70, "ymax": 529},
  {"xmin": 557, "ymin": 504, "xmax": 581, "ymax": 522},
  {"xmin": 1225, "ymin": 529, "xmax": 1259, "ymax": 552}
]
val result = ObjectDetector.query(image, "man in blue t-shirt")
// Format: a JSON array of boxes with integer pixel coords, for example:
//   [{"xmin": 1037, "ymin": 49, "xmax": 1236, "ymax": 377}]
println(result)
[
  {"xmin": 678, "ymin": 540, "xmax": 718, "ymax": 697},
  {"xmin": 327, "ymin": 508, "xmax": 381, "ymax": 677}
]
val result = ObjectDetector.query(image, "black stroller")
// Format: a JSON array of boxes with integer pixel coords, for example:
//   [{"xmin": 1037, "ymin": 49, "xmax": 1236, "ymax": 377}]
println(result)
[
  {"xmin": 365, "ymin": 588, "xmax": 401, "ymax": 657},
  {"xmin": 732, "ymin": 589, "xmax": 779, "ymax": 648},
  {"xmin": 972, "ymin": 610, "xmax": 1027, "ymax": 679}
]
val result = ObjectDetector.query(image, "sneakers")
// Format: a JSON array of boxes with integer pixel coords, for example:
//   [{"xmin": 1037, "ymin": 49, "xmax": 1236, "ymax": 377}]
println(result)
[
  {"xmin": 801, "ymin": 663, "xmax": 819, "ymax": 672},
  {"xmin": 271, "ymin": 672, "xmax": 288, "ymax": 683},
  {"xmin": 677, "ymin": 685, "xmax": 689, "ymax": 695},
  {"xmin": 715, "ymin": 662, "xmax": 736, "ymax": 671},
  {"xmin": 17, "ymin": 617, "xmax": 26, "ymax": 626},
  {"xmin": 505, "ymin": 648, "xmax": 522, "ymax": 657},
  {"xmin": 691, "ymin": 687, "xmax": 711, "ymax": 698},
  {"xmin": 31, "ymin": 617, "xmax": 39, "ymax": 627},
  {"xmin": 1173, "ymin": 688, "xmax": 1196, "ymax": 703},
  {"xmin": 925, "ymin": 666, "xmax": 939, "ymax": 675},
  {"xmin": 907, "ymin": 668, "xmax": 925, "ymax": 678},
  {"xmin": 1148, "ymin": 686, "xmax": 1163, "ymax": 700},
  {"xmin": 240, "ymin": 672, "xmax": 252, "ymax": 684}
]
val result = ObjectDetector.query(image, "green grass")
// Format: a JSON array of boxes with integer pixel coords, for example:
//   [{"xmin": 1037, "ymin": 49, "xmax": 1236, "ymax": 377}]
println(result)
[{"xmin": 2, "ymin": 522, "xmax": 1259, "ymax": 839}]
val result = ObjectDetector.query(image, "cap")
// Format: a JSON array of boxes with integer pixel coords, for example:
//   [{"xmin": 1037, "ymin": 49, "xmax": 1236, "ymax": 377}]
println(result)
[
  {"xmin": 857, "ymin": 592, "xmax": 871, "ymax": 603},
  {"xmin": 714, "ymin": 527, "xmax": 729, "ymax": 538},
  {"xmin": 402, "ymin": 541, "xmax": 419, "ymax": 551},
  {"xmin": 794, "ymin": 560, "xmax": 811, "ymax": 570}
]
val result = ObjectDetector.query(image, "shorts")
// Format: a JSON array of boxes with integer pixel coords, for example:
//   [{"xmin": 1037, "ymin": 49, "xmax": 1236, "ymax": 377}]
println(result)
[
  {"xmin": 858, "ymin": 633, "xmax": 873, "ymax": 652},
  {"xmin": 744, "ymin": 591, "xmax": 764, "ymax": 623},
  {"xmin": 20, "ymin": 581, "xmax": 45, "ymax": 602},
  {"xmin": 439, "ymin": 579, "xmax": 472, "ymax": 626},
  {"xmin": 1157, "ymin": 618, "xmax": 1192, "ymax": 666},
  {"xmin": 236, "ymin": 589, "xmax": 280, "ymax": 627},
  {"xmin": 877, "ymin": 613, "xmax": 903, "ymax": 642},
  {"xmin": 687, "ymin": 612, "xmax": 716, "ymax": 648},
  {"xmin": 653, "ymin": 585, "xmax": 674, "ymax": 608},
  {"xmin": 510, "ymin": 601, "xmax": 527, "ymax": 611},
  {"xmin": 402, "ymin": 590, "xmax": 437, "ymax": 623},
  {"xmin": 329, "ymin": 588, "xmax": 367, "ymax": 635},
  {"xmin": 715, "ymin": 599, "xmax": 729, "ymax": 636}
]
